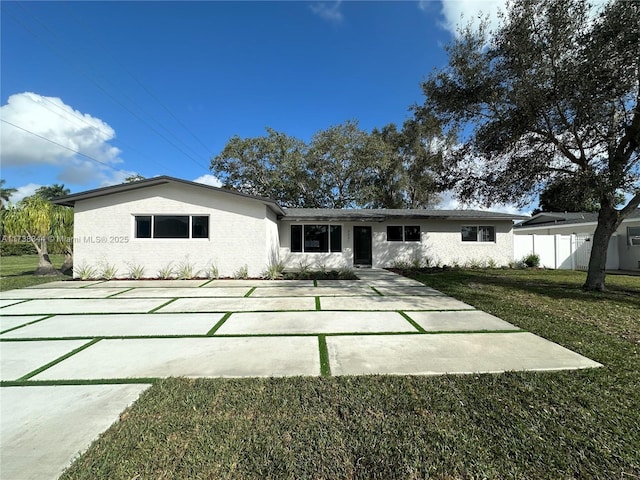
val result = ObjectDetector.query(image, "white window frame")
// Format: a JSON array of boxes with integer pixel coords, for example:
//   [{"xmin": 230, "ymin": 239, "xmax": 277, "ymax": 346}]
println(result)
[
  {"xmin": 628, "ymin": 226, "xmax": 640, "ymax": 246},
  {"xmin": 133, "ymin": 214, "xmax": 210, "ymax": 240},
  {"xmin": 461, "ymin": 225, "xmax": 496, "ymax": 243},
  {"xmin": 386, "ymin": 225, "xmax": 421, "ymax": 242}
]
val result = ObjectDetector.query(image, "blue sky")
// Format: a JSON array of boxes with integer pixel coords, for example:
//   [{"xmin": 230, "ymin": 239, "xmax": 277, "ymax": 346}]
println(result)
[{"xmin": 1, "ymin": 0, "xmax": 520, "ymax": 210}]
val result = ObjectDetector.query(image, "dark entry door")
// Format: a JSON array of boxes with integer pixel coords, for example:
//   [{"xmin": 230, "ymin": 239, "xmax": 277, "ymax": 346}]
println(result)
[{"xmin": 353, "ymin": 226, "xmax": 372, "ymax": 266}]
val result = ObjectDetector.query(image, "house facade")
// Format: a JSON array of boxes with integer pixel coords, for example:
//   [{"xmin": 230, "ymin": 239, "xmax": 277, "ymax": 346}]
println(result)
[
  {"xmin": 55, "ymin": 177, "xmax": 524, "ymax": 278},
  {"xmin": 513, "ymin": 211, "xmax": 640, "ymax": 271}
]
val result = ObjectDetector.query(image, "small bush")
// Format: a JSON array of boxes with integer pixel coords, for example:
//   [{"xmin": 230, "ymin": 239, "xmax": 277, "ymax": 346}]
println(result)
[
  {"xmin": 205, "ymin": 261, "xmax": 220, "ymax": 279},
  {"xmin": 523, "ymin": 253, "xmax": 541, "ymax": 268},
  {"xmin": 0, "ymin": 242, "xmax": 37, "ymax": 256},
  {"xmin": 157, "ymin": 263, "xmax": 174, "ymax": 279},
  {"xmin": 297, "ymin": 259, "xmax": 311, "ymax": 275},
  {"xmin": 98, "ymin": 262, "xmax": 119, "ymax": 280},
  {"xmin": 234, "ymin": 264, "xmax": 249, "ymax": 279},
  {"xmin": 75, "ymin": 262, "xmax": 97, "ymax": 280},
  {"xmin": 262, "ymin": 261, "xmax": 285, "ymax": 280},
  {"xmin": 176, "ymin": 258, "xmax": 198, "ymax": 279},
  {"xmin": 126, "ymin": 262, "xmax": 145, "ymax": 280}
]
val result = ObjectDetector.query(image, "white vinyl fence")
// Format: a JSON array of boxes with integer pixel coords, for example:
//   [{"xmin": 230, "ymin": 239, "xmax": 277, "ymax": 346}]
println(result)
[{"xmin": 514, "ymin": 234, "xmax": 619, "ymax": 270}]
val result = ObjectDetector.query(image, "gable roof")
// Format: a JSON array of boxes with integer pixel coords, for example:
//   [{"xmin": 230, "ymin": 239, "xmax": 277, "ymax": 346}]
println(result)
[
  {"xmin": 53, "ymin": 176, "xmax": 286, "ymax": 216},
  {"xmin": 281, "ymin": 208, "xmax": 526, "ymax": 222},
  {"xmin": 514, "ymin": 210, "xmax": 640, "ymax": 229}
]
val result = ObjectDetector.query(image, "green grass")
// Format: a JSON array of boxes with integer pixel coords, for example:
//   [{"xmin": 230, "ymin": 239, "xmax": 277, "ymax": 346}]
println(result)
[
  {"xmin": 57, "ymin": 269, "xmax": 640, "ymax": 479},
  {"xmin": 0, "ymin": 254, "xmax": 69, "ymax": 291}
]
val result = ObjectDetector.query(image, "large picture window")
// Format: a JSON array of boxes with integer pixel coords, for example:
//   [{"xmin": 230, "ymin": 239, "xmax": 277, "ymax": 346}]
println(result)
[
  {"xmin": 386, "ymin": 225, "xmax": 420, "ymax": 242},
  {"xmin": 134, "ymin": 215, "xmax": 209, "ymax": 239},
  {"xmin": 461, "ymin": 225, "xmax": 495, "ymax": 243},
  {"xmin": 290, "ymin": 224, "xmax": 342, "ymax": 253}
]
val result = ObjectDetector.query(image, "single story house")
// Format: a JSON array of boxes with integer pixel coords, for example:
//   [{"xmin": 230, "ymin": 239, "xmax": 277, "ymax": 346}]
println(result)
[
  {"xmin": 55, "ymin": 176, "xmax": 525, "ymax": 278},
  {"xmin": 513, "ymin": 211, "xmax": 640, "ymax": 271}
]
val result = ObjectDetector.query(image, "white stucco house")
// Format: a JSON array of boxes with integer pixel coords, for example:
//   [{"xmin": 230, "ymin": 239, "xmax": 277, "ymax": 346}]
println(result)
[
  {"xmin": 54, "ymin": 176, "xmax": 525, "ymax": 278},
  {"xmin": 513, "ymin": 211, "xmax": 640, "ymax": 271}
]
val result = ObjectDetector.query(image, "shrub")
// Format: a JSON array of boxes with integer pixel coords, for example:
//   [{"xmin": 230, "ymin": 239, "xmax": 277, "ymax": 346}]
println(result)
[
  {"xmin": 176, "ymin": 258, "xmax": 198, "ymax": 279},
  {"xmin": 262, "ymin": 261, "xmax": 285, "ymax": 280},
  {"xmin": 0, "ymin": 242, "xmax": 37, "ymax": 256},
  {"xmin": 205, "ymin": 261, "xmax": 220, "ymax": 279},
  {"xmin": 75, "ymin": 262, "xmax": 97, "ymax": 280},
  {"xmin": 297, "ymin": 259, "xmax": 311, "ymax": 275},
  {"xmin": 523, "ymin": 253, "xmax": 541, "ymax": 268},
  {"xmin": 126, "ymin": 262, "xmax": 145, "ymax": 280},
  {"xmin": 98, "ymin": 262, "xmax": 119, "ymax": 280},
  {"xmin": 157, "ymin": 263, "xmax": 174, "ymax": 279},
  {"xmin": 234, "ymin": 264, "xmax": 249, "ymax": 279}
]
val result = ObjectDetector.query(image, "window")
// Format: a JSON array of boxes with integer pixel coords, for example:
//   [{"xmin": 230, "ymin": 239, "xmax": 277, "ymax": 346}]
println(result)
[
  {"xmin": 135, "ymin": 216, "xmax": 151, "ymax": 239},
  {"xmin": 192, "ymin": 216, "xmax": 209, "ymax": 238},
  {"xmin": 290, "ymin": 224, "xmax": 342, "ymax": 252},
  {"xmin": 387, "ymin": 226, "xmax": 403, "ymax": 242},
  {"xmin": 386, "ymin": 225, "xmax": 420, "ymax": 242},
  {"xmin": 134, "ymin": 215, "xmax": 209, "ymax": 239},
  {"xmin": 462, "ymin": 225, "xmax": 495, "ymax": 242},
  {"xmin": 404, "ymin": 226, "xmax": 421, "ymax": 242},
  {"xmin": 629, "ymin": 227, "xmax": 640, "ymax": 246}
]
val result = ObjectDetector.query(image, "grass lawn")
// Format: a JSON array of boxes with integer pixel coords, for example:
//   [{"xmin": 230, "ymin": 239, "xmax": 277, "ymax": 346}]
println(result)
[
  {"xmin": 0, "ymin": 254, "xmax": 68, "ymax": 291},
  {"xmin": 56, "ymin": 269, "xmax": 640, "ymax": 479}
]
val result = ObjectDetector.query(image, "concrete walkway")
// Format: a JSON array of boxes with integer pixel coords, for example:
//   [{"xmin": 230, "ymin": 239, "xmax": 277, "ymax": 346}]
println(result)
[{"xmin": 0, "ymin": 269, "xmax": 601, "ymax": 479}]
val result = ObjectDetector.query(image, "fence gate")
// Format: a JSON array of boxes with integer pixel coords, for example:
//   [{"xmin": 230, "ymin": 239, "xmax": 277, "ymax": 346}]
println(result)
[{"xmin": 573, "ymin": 234, "xmax": 592, "ymax": 271}]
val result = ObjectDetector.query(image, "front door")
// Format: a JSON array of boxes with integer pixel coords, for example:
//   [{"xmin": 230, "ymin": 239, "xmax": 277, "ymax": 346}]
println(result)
[{"xmin": 353, "ymin": 226, "xmax": 372, "ymax": 266}]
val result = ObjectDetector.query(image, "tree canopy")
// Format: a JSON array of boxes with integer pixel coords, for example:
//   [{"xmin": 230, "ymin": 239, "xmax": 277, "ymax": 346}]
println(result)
[
  {"xmin": 0, "ymin": 179, "xmax": 17, "ymax": 209},
  {"xmin": 210, "ymin": 120, "xmax": 444, "ymax": 209},
  {"xmin": 416, "ymin": 0, "xmax": 640, "ymax": 290}
]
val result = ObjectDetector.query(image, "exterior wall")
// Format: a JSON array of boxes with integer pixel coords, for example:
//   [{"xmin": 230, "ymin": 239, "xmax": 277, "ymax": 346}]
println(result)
[
  {"xmin": 514, "ymin": 219, "xmax": 640, "ymax": 271},
  {"xmin": 279, "ymin": 219, "xmax": 515, "ymax": 269},
  {"xmin": 72, "ymin": 183, "xmax": 272, "ymax": 278}
]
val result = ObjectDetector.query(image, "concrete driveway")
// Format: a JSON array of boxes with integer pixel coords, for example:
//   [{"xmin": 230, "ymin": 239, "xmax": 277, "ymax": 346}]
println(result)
[{"xmin": 0, "ymin": 269, "xmax": 601, "ymax": 479}]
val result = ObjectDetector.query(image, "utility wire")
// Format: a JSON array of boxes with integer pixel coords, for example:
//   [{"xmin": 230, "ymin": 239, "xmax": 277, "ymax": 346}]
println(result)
[
  {"xmin": 64, "ymin": 3, "xmax": 213, "ymax": 155},
  {"xmin": 2, "ymin": 119, "xmax": 123, "ymax": 172},
  {"xmin": 5, "ymin": 4, "xmax": 211, "ymax": 172}
]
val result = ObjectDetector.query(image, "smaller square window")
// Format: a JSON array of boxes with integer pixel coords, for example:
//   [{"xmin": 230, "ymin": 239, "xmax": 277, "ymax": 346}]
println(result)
[
  {"xmin": 461, "ymin": 226, "xmax": 478, "ymax": 242},
  {"xmin": 192, "ymin": 216, "xmax": 209, "ymax": 238},
  {"xmin": 404, "ymin": 226, "xmax": 421, "ymax": 242},
  {"xmin": 387, "ymin": 226, "xmax": 403, "ymax": 242},
  {"xmin": 135, "ymin": 216, "xmax": 152, "ymax": 239}
]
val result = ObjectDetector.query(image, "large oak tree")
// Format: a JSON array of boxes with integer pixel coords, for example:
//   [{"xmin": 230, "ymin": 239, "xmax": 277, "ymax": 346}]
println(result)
[{"xmin": 417, "ymin": 0, "xmax": 640, "ymax": 290}]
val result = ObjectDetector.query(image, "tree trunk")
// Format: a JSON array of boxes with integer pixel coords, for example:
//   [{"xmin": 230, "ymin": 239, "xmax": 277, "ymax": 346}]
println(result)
[
  {"xmin": 583, "ymin": 205, "xmax": 619, "ymax": 291},
  {"xmin": 33, "ymin": 239, "xmax": 61, "ymax": 276},
  {"xmin": 60, "ymin": 251, "xmax": 74, "ymax": 276}
]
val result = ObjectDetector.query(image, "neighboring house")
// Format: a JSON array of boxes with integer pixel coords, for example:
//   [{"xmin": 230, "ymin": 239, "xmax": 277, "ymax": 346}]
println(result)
[
  {"xmin": 513, "ymin": 211, "xmax": 640, "ymax": 271},
  {"xmin": 55, "ymin": 176, "xmax": 525, "ymax": 278}
]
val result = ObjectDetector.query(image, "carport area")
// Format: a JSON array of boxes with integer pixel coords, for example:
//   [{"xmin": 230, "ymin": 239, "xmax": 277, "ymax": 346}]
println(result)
[{"xmin": 0, "ymin": 269, "xmax": 601, "ymax": 479}]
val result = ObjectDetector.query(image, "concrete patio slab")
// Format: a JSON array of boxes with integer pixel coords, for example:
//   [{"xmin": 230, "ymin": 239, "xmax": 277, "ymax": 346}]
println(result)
[
  {"xmin": 250, "ymin": 286, "xmax": 376, "ymax": 297},
  {"xmin": 1, "ymin": 315, "xmax": 48, "ymax": 332},
  {"xmin": 157, "ymin": 296, "xmax": 315, "ymax": 313},
  {"xmin": 215, "ymin": 311, "xmax": 418, "ymax": 335},
  {"xmin": 1, "ymin": 313, "xmax": 223, "ymax": 338},
  {"xmin": 0, "ymin": 384, "xmax": 149, "ymax": 480},
  {"xmin": 24, "ymin": 280, "xmax": 105, "ymax": 289},
  {"xmin": 1, "ymin": 288, "xmax": 131, "ymax": 299},
  {"xmin": 364, "ymin": 278, "xmax": 429, "ymax": 287},
  {"xmin": 319, "ymin": 295, "xmax": 474, "ymax": 311},
  {"xmin": 315, "ymin": 280, "xmax": 366, "ymax": 287},
  {"xmin": 373, "ymin": 286, "xmax": 445, "ymax": 296},
  {"xmin": 326, "ymin": 332, "xmax": 603, "ymax": 376},
  {"xmin": 0, "ymin": 299, "xmax": 24, "ymax": 308},
  {"xmin": 113, "ymin": 287, "xmax": 251, "ymax": 298},
  {"xmin": 202, "ymin": 279, "xmax": 314, "ymax": 287},
  {"xmin": 0, "ymin": 340, "xmax": 88, "ymax": 380},
  {"xmin": 407, "ymin": 311, "xmax": 521, "ymax": 332},
  {"xmin": 89, "ymin": 279, "xmax": 209, "ymax": 288},
  {"xmin": 33, "ymin": 337, "xmax": 321, "ymax": 379},
  {"xmin": 0, "ymin": 298, "xmax": 168, "ymax": 315}
]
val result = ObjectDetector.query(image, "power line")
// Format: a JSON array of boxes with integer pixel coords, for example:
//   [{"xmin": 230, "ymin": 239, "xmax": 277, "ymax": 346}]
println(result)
[
  {"xmin": 5, "ymin": 3, "xmax": 211, "ymax": 172},
  {"xmin": 2, "ymin": 118, "xmax": 122, "ymax": 172}
]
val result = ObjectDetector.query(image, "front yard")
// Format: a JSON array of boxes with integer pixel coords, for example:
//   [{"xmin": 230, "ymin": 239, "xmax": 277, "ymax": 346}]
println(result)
[{"xmin": 58, "ymin": 269, "xmax": 640, "ymax": 479}]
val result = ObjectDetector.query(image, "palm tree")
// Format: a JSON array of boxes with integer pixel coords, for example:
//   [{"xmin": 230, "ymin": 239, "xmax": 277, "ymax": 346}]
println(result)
[{"xmin": 0, "ymin": 179, "xmax": 17, "ymax": 209}]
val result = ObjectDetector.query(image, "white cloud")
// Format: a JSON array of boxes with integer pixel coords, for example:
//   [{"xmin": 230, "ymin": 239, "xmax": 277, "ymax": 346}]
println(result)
[
  {"xmin": 310, "ymin": 1, "xmax": 343, "ymax": 23},
  {"xmin": 438, "ymin": 0, "xmax": 610, "ymax": 37},
  {"xmin": 0, "ymin": 92, "xmax": 125, "ymax": 186},
  {"xmin": 193, "ymin": 174, "xmax": 222, "ymax": 188},
  {"xmin": 10, "ymin": 183, "xmax": 43, "ymax": 204}
]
